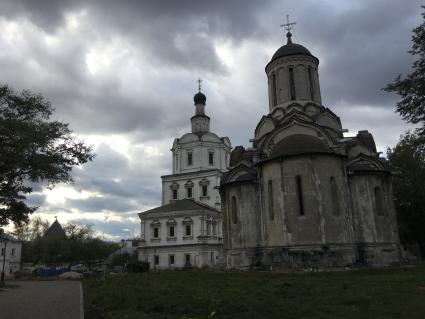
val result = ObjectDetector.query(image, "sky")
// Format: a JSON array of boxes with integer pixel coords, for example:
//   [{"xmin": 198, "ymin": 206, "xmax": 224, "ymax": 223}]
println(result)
[{"xmin": 0, "ymin": 0, "xmax": 422, "ymax": 240}]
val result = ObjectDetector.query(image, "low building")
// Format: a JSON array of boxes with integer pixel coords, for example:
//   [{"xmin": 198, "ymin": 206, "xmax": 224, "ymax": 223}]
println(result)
[
  {"xmin": 138, "ymin": 199, "xmax": 222, "ymax": 269},
  {"xmin": 0, "ymin": 234, "xmax": 22, "ymax": 278}
]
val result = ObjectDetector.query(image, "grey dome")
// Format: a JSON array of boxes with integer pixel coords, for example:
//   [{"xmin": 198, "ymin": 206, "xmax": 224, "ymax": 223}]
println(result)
[
  {"xmin": 271, "ymin": 43, "xmax": 313, "ymax": 62},
  {"xmin": 270, "ymin": 134, "xmax": 332, "ymax": 159},
  {"xmin": 194, "ymin": 92, "xmax": 206, "ymax": 105}
]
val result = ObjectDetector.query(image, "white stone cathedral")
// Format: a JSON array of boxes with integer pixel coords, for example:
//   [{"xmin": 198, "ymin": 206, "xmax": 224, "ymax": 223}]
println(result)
[{"xmin": 138, "ymin": 86, "xmax": 232, "ymax": 269}]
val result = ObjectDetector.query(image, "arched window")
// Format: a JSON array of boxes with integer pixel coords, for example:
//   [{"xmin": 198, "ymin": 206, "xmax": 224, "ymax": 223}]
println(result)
[
  {"xmin": 231, "ymin": 196, "xmax": 238, "ymax": 224},
  {"xmin": 308, "ymin": 67, "xmax": 315, "ymax": 100},
  {"xmin": 374, "ymin": 186, "xmax": 384, "ymax": 216},
  {"xmin": 289, "ymin": 67, "xmax": 296, "ymax": 100},
  {"xmin": 329, "ymin": 177, "xmax": 340, "ymax": 216},
  {"xmin": 272, "ymin": 73, "xmax": 278, "ymax": 106},
  {"xmin": 295, "ymin": 175, "xmax": 305, "ymax": 216},
  {"xmin": 268, "ymin": 180, "xmax": 274, "ymax": 221}
]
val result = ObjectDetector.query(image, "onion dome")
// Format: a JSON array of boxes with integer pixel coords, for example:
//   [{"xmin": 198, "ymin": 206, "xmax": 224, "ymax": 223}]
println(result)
[{"xmin": 194, "ymin": 92, "xmax": 206, "ymax": 105}]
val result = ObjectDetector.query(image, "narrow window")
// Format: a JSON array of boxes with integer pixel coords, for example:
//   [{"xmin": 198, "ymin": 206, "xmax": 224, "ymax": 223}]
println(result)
[
  {"xmin": 187, "ymin": 187, "xmax": 193, "ymax": 198},
  {"xmin": 11, "ymin": 248, "xmax": 15, "ymax": 256},
  {"xmin": 289, "ymin": 67, "xmax": 296, "ymax": 100},
  {"xmin": 1, "ymin": 248, "xmax": 4, "ymax": 256},
  {"xmin": 172, "ymin": 189, "xmax": 178, "ymax": 200},
  {"xmin": 185, "ymin": 254, "xmax": 191, "ymax": 266},
  {"xmin": 272, "ymin": 73, "xmax": 278, "ymax": 106},
  {"xmin": 169, "ymin": 255, "xmax": 175, "ymax": 265},
  {"xmin": 169, "ymin": 226, "xmax": 175, "ymax": 237},
  {"xmin": 374, "ymin": 186, "xmax": 384, "ymax": 216},
  {"xmin": 154, "ymin": 255, "xmax": 159, "ymax": 265},
  {"xmin": 210, "ymin": 252, "xmax": 214, "ymax": 263},
  {"xmin": 330, "ymin": 177, "xmax": 340, "ymax": 216},
  {"xmin": 231, "ymin": 196, "xmax": 238, "ymax": 224},
  {"xmin": 209, "ymin": 152, "xmax": 214, "ymax": 165},
  {"xmin": 153, "ymin": 227, "xmax": 159, "ymax": 238},
  {"xmin": 295, "ymin": 175, "xmax": 305, "ymax": 216},
  {"xmin": 187, "ymin": 152, "xmax": 193, "ymax": 166},
  {"xmin": 212, "ymin": 223, "xmax": 217, "ymax": 236},
  {"xmin": 268, "ymin": 180, "xmax": 274, "ymax": 221},
  {"xmin": 206, "ymin": 223, "xmax": 211, "ymax": 236},
  {"xmin": 185, "ymin": 225, "xmax": 191, "ymax": 236},
  {"xmin": 308, "ymin": 67, "xmax": 315, "ymax": 100},
  {"xmin": 202, "ymin": 185, "xmax": 208, "ymax": 197}
]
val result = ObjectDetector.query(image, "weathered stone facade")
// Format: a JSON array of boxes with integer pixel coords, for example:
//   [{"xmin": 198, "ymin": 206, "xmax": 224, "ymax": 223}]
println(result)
[{"xmin": 220, "ymin": 33, "xmax": 401, "ymax": 270}]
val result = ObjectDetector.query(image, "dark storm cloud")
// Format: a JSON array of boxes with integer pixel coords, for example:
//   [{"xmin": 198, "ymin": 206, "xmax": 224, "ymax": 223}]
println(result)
[{"xmin": 71, "ymin": 143, "xmax": 164, "ymax": 208}]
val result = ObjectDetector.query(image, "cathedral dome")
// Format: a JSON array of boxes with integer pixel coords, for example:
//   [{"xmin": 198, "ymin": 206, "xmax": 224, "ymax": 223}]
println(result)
[
  {"xmin": 269, "ymin": 134, "xmax": 332, "ymax": 159},
  {"xmin": 271, "ymin": 43, "xmax": 313, "ymax": 62},
  {"xmin": 194, "ymin": 92, "xmax": 206, "ymax": 105}
]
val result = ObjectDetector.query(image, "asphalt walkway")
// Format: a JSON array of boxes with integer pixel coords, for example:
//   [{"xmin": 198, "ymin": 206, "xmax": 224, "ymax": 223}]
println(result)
[{"xmin": 0, "ymin": 280, "xmax": 83, "ymax": 319}]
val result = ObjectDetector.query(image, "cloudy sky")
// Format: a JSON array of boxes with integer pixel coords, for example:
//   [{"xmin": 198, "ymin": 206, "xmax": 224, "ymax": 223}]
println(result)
[{"xmin": 1, "ymin": 0, "xmax": 422, "ymax": 240}]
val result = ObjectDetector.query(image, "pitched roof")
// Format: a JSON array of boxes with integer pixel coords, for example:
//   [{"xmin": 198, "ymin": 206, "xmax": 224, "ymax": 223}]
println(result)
[
  {"xmin": 44, "ymin": 219, "xmax": 67, "ymax": 238},
  {"xmin": 139, "ymin": 199, "xmax": 218, "ymax": 216}
]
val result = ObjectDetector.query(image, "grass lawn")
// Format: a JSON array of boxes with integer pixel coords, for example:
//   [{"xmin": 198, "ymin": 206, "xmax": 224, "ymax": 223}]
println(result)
[{"xmin": 83, "ymin": 265, "xmax": 425, "ymax": 319}]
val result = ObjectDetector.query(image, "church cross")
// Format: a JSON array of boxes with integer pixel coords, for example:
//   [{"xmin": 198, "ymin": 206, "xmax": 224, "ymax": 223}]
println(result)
[
  {"xmin": 281, "ymin": 14, "xmax": 296, "ymax": 33},
  {"xmin": 281, "ymin": 15, "xmax": 296, "ymax": 44},
  {"xmin": 197, "ymin": 78, "xmax": 202, "ymax": 92}
]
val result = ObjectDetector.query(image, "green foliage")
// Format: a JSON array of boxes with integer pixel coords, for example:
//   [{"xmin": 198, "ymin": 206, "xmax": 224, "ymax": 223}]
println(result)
[
  {"xmin": 111, "ymin": 252, "xmax": 149, "ymax": 273},
  {"xmin": 387, "ymin": 132, "xmax": 425, "ymax": 253},
  {"xmin": 83, "ymin": 266, "xmax": 425, "ymax": 319},
  {"xmin": 384, "ymin": 6, "xmax": 425, "ymax": 136},
  {"xmin": 0, "ymin": 84, "xmax": 95, "ymax": 226},
  {"xmin": 19, "ymin": 219, "xmax": 119, "ymax": 265}
]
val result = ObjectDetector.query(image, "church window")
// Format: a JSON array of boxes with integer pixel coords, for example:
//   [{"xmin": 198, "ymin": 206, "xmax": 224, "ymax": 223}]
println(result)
[
  {"xmin": 1, "ymin": 248, "xmax": 4, "ymax": 256},
  {"xmin": 153, "ymin": 227, "xmax": 159, "ymax": 238},
  {"xmin": 308, "ymin": 67, "xmax": 315, "ymax": 100},
  {"xmin": 272, "ymin": 73, "xmax": 278, "ymax": 106},
  {"xmin": 154, "ymin": 255, "xmax": 159, "ymax": 265},
  {"xmin": 210, "ymin": 252, "xmax": 214, "ymax": 262},
  {"xmin": 289, "ymin": 67, "xmax": 296, "ymax": 100},
  {"xmin": 169, "ymin": 255, "xmax": 175, "ymax": 265},
  {"xmin": 185, "ymin": 254, "xmax": 191, "ymax": 266},
  {"xmin": 169, "ymin": 226, "xmax": 175, "ymax": 237},
  {"xmin": 212, "ymin": 222, "xmax": 217, "ymax": 236},
  {"xmin": 209, "ymin": 152, "xmax": 214, "ymax": 165},
  {"xmin": 11, "ymin": 248, "xmax": 15, "ymax": 256},
  {"xmin": 231, "ymin": 196, "xmax": 238, "ymax": 224},
  {"xmin": 187, "ymin": 187, "xmax": 193, "ymax": 198},
  {"xmin": 206, "ymin": 222, "xmax": 211, "ymax": 236},
  {"xmin": 172, "ymin": 189, "xmax": 178, "ymax": 200},
  {"xmin": 295, "ymin": 175, "xmax": 305, "ymax": 216},
  {"xmin": 187, "ymin": 152, "xmax": 193, "ymax": 166},
  {"xmin": 330, "ymin": 177, "xmax": 340, "ymax": 216},
  {"xmin": 374, "ymin": 186, "xmax": 384, "ymax": 216},
  {"xmin": 202, "ymin": 185, "xmax": 208, "ymax": 197},
  {"xmin": 268, "ymin": 180, "xmax": 274, "ymax": 221},
  {"xmin": 185, "ymin": 225, "xmax": 192, "ymax": 236}
]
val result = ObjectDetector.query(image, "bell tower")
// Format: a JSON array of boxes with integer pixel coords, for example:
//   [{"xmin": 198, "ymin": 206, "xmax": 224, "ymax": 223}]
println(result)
[{"xmin": 191, "ymin": 78, "xmax": 210, "ymax": 133}]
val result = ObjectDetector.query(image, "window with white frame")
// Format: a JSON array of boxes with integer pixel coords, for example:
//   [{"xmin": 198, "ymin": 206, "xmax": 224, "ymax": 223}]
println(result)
[{"xmin": 208, "ymin": 152, "xmax": 214, "ymax": 165}]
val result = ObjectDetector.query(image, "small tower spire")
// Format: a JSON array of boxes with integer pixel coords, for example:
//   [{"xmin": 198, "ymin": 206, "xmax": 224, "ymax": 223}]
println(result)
[{"xmin": 281, "ymin": 14, "xmax": 296, "ymax": 44}]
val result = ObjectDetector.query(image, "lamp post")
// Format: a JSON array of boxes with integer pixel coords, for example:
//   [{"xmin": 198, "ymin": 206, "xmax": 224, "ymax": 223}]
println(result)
[{"xmin": 0, "ymin": 229, "xmax": 9, "ymax": 286}]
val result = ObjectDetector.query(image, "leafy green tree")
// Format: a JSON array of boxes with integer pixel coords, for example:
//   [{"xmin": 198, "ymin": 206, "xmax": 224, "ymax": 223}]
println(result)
[
  {"xmin": 384, "ymin": 6, "xmax": 425, "ymax": 136},
  {"xmin": 0, "ymin": 84, "xmax": 94, "ymax": 226},
  {"xmin": 387, "ymin": 132, "xmax": 425, "ymax": 255}
]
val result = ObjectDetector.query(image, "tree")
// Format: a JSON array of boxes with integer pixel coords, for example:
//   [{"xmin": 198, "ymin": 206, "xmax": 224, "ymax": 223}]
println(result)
[
  {"xmin": 387, "ymin": 132, "xmax": 425, "ymax": 255},
  {"xmin": 0, "ymin": 84, "xmax": 94, "ymax": 226},
  {"xmin": 384, "ymin": 6, "xmax": 425, "ymax": 136},
  {"xmin": 12, "ymin": 216, "xmax": 50, "ymax": 241}
]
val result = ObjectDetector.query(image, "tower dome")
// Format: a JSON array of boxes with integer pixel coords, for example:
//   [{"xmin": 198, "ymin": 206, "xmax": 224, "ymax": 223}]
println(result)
[{"xmin": 194, "ymin": 91, "xmax": 206, "ymax": 105}]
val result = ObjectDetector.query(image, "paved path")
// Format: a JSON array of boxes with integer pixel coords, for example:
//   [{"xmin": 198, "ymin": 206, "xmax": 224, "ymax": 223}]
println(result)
[{"xmin": 0, "ymin": 280, "xmax": 83, "ymax": 319}]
